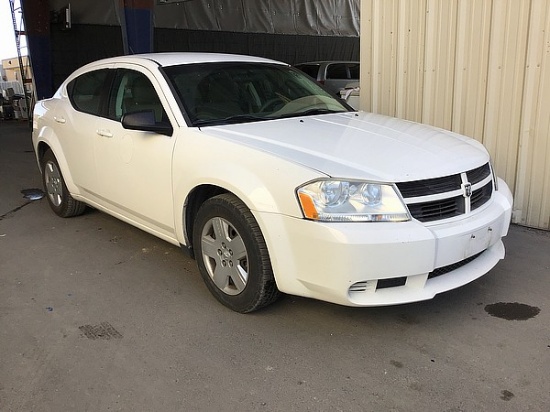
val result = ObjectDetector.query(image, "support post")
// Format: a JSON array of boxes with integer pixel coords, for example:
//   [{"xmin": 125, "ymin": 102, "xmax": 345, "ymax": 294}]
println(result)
[
  {"xmin": 20, "ymin": 0, "xmax": 52, "ymax": 100},
  {"xmin": 120, "ymin": 0, "xmax": 155, "ymax": 55}
]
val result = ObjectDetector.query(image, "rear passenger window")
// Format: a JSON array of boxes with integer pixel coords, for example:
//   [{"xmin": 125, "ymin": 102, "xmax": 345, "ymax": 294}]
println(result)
[
  {"xmin": 326, "ymin": 64, "xmax": 348, "ymax": 80},
  {"xmin": 67, "ymin": 69, "xmax": 110, "ymax": 115}
]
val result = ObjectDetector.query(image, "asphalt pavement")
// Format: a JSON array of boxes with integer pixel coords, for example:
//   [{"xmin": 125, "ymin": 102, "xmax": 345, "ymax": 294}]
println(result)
[{"xmin": 1, "ymin": 119, "xmax": 549, "ymax": 412}]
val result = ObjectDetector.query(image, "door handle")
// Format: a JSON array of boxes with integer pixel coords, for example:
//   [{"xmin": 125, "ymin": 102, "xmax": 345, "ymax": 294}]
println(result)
[
  {"xmin": 96, "ymin": 129, "xmax": 113, "ymax": 138},
  {"xmin": 54, "ymin": 116, "xmax": 66, "ymax": 124}
]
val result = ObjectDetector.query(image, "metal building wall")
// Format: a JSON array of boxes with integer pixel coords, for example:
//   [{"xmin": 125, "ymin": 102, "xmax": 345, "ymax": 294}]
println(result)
[{"xmin": 360, "ymin": 0, "xmax": 550, "ymax": 230}]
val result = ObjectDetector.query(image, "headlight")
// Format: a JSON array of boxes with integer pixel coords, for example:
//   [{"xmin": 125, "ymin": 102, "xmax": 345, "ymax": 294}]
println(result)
[{"xmin": 297, "ymin": 179, "xmax": 410, "ymax": 222}]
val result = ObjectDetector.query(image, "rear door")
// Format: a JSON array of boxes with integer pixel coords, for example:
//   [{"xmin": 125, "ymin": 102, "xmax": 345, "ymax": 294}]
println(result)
[{"xmin": 59, "ymin": 66, "xmax": 113, "ymax": 197}]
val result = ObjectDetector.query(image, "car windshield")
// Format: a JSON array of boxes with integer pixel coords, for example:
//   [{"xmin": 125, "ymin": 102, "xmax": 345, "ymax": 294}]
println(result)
[{"xmin": 163, "ymin": 62, "xmax": 350, "ymax": 127}]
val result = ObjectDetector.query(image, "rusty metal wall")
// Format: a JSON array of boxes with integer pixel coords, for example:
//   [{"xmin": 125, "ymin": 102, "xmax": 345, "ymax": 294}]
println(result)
[{"xmin": 360, "ymin": 0, "xmax": 550, "ymax": 230}]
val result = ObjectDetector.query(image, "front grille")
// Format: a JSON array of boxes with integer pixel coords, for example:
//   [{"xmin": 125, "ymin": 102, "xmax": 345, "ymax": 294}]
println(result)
[
  {"xmin": 428, "ymin": 251, "xmax": 484, "ymax": 279},
  {"xmin": 396, "ymin": 163, "xmax": 493, "ymax": 223},
  {"xmin": 396, "ymin": 175, "xmax": 462, "ymax": 197},
  {"xmin": 467, "ymin": 163, "xmax": 491, "ymax": 184},
  {"xmin": 406, "ymin": 195, "xmax": 464, "ymax": 222},
  {"xmin": 471, "ymin": 183, "xmax": 493, "ymax": 211}
]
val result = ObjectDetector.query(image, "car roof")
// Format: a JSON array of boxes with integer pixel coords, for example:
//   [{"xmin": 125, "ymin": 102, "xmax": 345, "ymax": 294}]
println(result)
[{"xmin": 86, "ymin": 52, "xmax": 288, "ymax": 68}]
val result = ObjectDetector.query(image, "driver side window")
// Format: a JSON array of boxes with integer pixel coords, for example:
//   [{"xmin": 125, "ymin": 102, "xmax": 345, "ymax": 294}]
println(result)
[{"xmin": 108, "ymin": 70, "xmax": 167, "ymax": 124}]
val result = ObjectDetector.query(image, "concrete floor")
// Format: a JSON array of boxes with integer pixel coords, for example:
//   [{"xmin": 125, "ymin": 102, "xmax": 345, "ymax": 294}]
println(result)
[{"xmin": 1, "ymin": 120, "xmax": 549, "ymax": 412}]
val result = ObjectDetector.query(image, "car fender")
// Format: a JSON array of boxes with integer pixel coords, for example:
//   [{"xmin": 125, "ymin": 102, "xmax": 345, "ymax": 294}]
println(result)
[
  {"xmin": 34, "ymin": 124, "xmax": 81, "ymax": 196},
  {"xmin": 171, "ymin": 131, "xmax": 324, "ymax": 245}
]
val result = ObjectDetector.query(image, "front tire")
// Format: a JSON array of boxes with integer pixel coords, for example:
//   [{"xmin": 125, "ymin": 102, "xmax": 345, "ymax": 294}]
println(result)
[
  {"xmin": 41, "ymin": 150, "xmax": 86, "ymax": 217},
  {"xmin": 193, "ymin": 194, "xmax": 280, "ymax": 313}
]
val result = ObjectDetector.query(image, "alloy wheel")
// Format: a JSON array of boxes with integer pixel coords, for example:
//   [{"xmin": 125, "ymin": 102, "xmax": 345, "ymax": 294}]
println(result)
[{"xmin": 200, "ymin": 217, "xmax": 249, "ymax": 295}]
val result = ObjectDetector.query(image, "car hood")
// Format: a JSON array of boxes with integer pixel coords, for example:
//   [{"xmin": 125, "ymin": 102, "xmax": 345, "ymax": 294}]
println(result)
[{"xmin": 199, "ymin": 112, "xmax": 489, "ymax": 182}]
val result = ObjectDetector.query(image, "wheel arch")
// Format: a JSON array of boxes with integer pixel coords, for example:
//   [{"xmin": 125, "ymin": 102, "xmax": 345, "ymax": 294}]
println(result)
[
  {"xmin": 36, "ymin": 141, "xmax": 52, "ymax": 168},
  {"xmin": 173, "ymin": 148, "xmax": 322, "ymax": 259},
  {"xmin": 182, "ymin": 184, "xmax": 229, "ymax": 257},
  {"xmin": 177, "ymin": 172, "xmax": 299, "ymax": 258},
  {"xmin": 179, "ymin": 174, "xmax": 300, "ymax": 261},
  {"xmin": 34, "ymin": 132, "xmax": 80, "ymax": 195}
]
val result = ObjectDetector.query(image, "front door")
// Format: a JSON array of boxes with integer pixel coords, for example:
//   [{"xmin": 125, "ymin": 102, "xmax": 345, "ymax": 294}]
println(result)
[{"xmin": 94, "ymin": 68, "xmax": 177, "ymax": 239}]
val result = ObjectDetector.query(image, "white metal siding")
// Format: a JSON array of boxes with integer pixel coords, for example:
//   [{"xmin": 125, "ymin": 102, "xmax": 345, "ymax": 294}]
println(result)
[{"xmin": 361, "ymin": 0, "xmax": 550, "ymax": 229}]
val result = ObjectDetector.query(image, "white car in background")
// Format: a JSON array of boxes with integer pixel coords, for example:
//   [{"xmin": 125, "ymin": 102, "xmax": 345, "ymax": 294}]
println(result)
[
  {"xmin": 339, "ymin": 81, "xmax": 361, "ymax": 110},
  {"xmin": 32, "ymin": 53, "xmax": 513, "ymax": 312},
  {"xmin": 294, "ymin": 61, "xmax": 360, "ymax": 95}
]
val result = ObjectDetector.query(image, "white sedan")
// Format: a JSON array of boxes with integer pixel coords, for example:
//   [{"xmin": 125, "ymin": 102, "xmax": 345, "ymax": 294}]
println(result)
[{"xmin": 32, "ymin": 53, "xmax": 513, "ymax": 312}]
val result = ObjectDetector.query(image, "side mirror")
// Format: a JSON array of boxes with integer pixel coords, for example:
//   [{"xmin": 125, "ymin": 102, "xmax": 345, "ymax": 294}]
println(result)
[{"xmin": 121, "ymin": 110, "xmax": 173, "ymax": 136}]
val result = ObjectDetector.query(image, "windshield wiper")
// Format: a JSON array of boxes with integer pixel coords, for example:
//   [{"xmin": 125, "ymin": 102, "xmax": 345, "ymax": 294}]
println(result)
[
  {"xmin": 194, "ymin": 114, "xmax": 275, "ymax": 127},
  {"xmin": 194, "ymin": 109, "xmax": 347, "ymax": 127},
  {"xmin": 279, "ymin": 108, "xmax": 348, "ymax": 119}
]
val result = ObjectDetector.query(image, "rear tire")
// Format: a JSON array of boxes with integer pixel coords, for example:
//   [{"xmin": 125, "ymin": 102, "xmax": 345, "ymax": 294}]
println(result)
[
  {"xmin": 41, "ymin": 150, "xmax": 86, "ymax": 217},
  {"xmin": 193, "ymin": 193, "xmax": 280, "ymax": 313}
]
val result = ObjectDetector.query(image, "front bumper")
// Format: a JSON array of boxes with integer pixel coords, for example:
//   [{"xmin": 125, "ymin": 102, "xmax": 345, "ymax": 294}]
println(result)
[{"xmin": 256, "ymin": 179, "xmax": 513, "ymax": 307}]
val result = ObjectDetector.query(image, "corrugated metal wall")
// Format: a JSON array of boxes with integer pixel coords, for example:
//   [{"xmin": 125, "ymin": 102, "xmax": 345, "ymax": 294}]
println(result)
[{"xmin": 360, "ymin": 0, "xmax": 550, "ymax": 230}]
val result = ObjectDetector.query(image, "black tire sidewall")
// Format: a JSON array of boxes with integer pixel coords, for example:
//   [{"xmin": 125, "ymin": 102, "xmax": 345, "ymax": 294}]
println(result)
[
  {"xmin": 41, "ymin": 150, "xmax": 71, "ymax": 217},
  {"xmin": 193, "ymin": 195, "xmax": 274, "ymax": 313}
]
